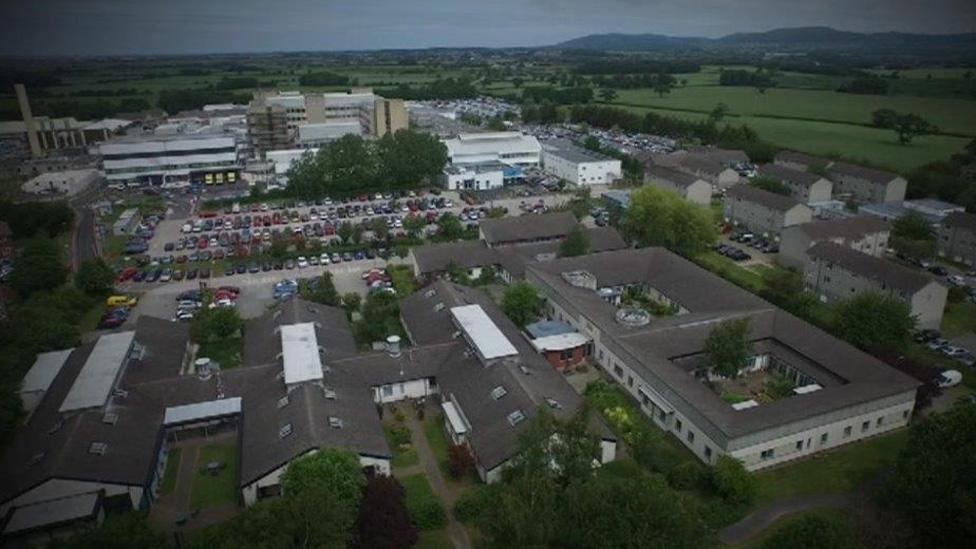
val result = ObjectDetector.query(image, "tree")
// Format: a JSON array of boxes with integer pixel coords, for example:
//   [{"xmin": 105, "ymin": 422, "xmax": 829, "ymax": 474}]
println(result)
[
  {"xmin": 356, "ymin": 291, "xmax": 401, "ymax": 342},
  {"xmin": 708, "ymin": 102, "xmax": 729, "ymax": 123},
  {"xmin": 352, "ymin": 224, "xmax": 364, "ymax": 245},
  {"xmin": 448, "ymin": 444, "xmax": 475, "ymax": 479},
  {"xmin": 307, "ymin": 272, "xmax": 340, "ymax": 306},
  {"xmin": 337, "ymin": 221, "xmax": 354, "ymax": 244},
  {"xmin": 652, "ymin": 72, "xmax": 675, "ymax": 98},
  {"xmin": 623, "ymin": 186, "xmax": 716, "ymax": 255},
  {"xmin": 501, "ymin": 282, "xmax": 542, "ymax": 328},
  {"xmin": 370, "ymin": 216, "xmax": 389, "ymax": 242},
  {"xmin": 512, "ymin": 77, "xmax": 524, "ymax": 88},
  {"xmin": 353, "ymin": 476, "xmax": 418, "ymax": 549},
  {"xmin": 834, "ymin": 292, "xmax": 915, "ymax": 351},
  {"xmin": 437, "ymin": 212, "xmax": 464, "ymax": 240},
  {"xmin": 56, "ymin": 513, "xmax": 168, "ymax": 549},
  {"xmin": 403, "ymin": 214, "xmax": 426, "ymax": 239},
  {"xmin": 9, "ymin": 237, "xmax": 68, "ymax": 297},
  {"xmin": 708, "ymin": 456, "xmax": 756, "ymax": 505},
  {"xmin": 599, "ymin": 88, "xmax": 618, "ymax": 102},
  {"xmin": 486, "ymin": 117, "xmax": 506, "ymax": 131},
  {"xmin": 74, "ymin": 258, "xmax": 114, "ymax": 295},
  {"xmin": 871, "ymin": 109, "xmax": 937, "ymax": 145},
  {"xmin": 280, "ymin": 450, "xmax": 366, "ymax": 548},
  {"xmin": 883, "ymin": 404, "xmax": 976, "ymax": 548},
  {"xmin": 749, "ymin": 175, "xmax": 790, "ymax": 195},
  {"xmin": 375, "ymin": 129, "xmax": 448, "ymax": 190},
  {"xmin": 705, "ymin": 318, "xmax": 752, "ymax": 379},
  {"xmin": 892, "ymin": 210, "xmax": 935, "ymax": 241},
  {"xmin": 761, "ymin": 512, "xmax": 856, "ymax": 549},
  {"xmin": 559, "ymin": 225, "xmax": 590, "ymax": 257}
]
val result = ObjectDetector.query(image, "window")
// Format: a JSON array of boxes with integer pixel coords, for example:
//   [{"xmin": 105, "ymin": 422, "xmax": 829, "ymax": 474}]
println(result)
[
  {"xmin": 507, "ymin": 410, "xmax": 526, "ymax": 426},
  {"xmin": 382, "ymin": 385, "xmax": 393, "ymax": 397},
  {"xmin": 329, "ymin": 417, "xmax": 343, "ymax": 429},
  {"xmin": 861, "ymin": 421, "xmax": 870, "ymax": 433},
  {"xmin": 820, "ymin": 433, "xmax": 828, "ymax": 445},
  {"xmin": 657, "ymin": 408, "xmax": 666, "ymax": 422},
  {"xmin": 675, "ymin": 419, "xmax": 683, "ymax": 433},
  {"xmin": 598, "ymin": 349, "xmax": 604, "ymax": 362},
  {"xmin": 902, "ymin": 410, "xmax": 910, "ymax": 420},
  {"xmin": 686, "ymin": 431, "xmax": 695, "ymax": 444},
  {"xmin": 876, "ymin": 417, "xmax": 884, "ymax": 427},
  {"xmin": 704, "ymin": 446, "xmax": 712, "ymax": 460},
  {"xmin": 843, "ymin": 426, "xmax": 852, "ymax": 438},
  {"xmin": 102, "ymin": 412, "xmax": 118, "ymax": 425},
  {"xmin": 323, "ymin": 387, "xmax": 336, "ymax": 400},
  {"xmin": 760, "ymin": 449, "xmax": 775, "ymax": 460},
  {"xmin": 795, "ymin": 440, "xmax": 803, "ymax": 451},
  {"xmin": 89, "ymin": 442, "xmax": 108, "ymax": 455},
  {"xmin": 613, "ymin": 364, "xmax": 623, "ymax": 378},
  {"xmin": 277, "ymin": 396, "xmax": 290, "ymax": 408},
  {"xmin": 278, "ymin": 424, "xmax": 293, "ymax": 438},
  {"xmin": 491, "ymin": 385, "xmax": 508, "ymax": 400},
  {"xmin": 627, "ymin": 376, "xmax": 634, "ymax": 387}
]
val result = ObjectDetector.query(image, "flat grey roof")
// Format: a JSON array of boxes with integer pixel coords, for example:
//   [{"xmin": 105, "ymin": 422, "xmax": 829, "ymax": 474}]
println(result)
[
  {"xmin": 20, "ymin": 349, "xmax": 74, "ymax": 395},
  {"xmin": 163, "ymin": 397, "xmax": 242, "ymax": 426},
  {"xmin": 59, "ymin": 331, "xmax": 134, "ymax": 413},
  {"xmin": 542, "ymin": 139, "xmax": 614, "ymax": 163},
  {"xmin": 3, "ymin": 492, "xmax": 101, "ymax": 536}
]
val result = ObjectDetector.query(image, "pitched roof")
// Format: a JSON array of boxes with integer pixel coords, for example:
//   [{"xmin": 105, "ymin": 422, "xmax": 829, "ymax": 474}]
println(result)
[
  {"xmin": 688, "ymin": 147, "xmax": 750, "ymax": 165},
  {"xmin": 794, "ymin": 216, "xmax": 890, "ymax": 241},
  {"xmin": 646, "ymin": 165, "xmax": 706, "ymax": 188},
  {"xmin": 807, "ymin": 242, "xmax": 940, "ymax": 294},
  {"xmin": 410, "ymin": 240, "xmax": 498, "ymax": 275},
  {"xmin": 525, "ymin": 248, "xmax": 919, "ymax": 444},
  {"xmin": 725, "ymin": 184, "xmax": 803, "ymax": 212},
  {"xmin": 774, "ymin": 150, "xmax": 830, "ymax": 168},
  {"xmin": 758, "ymin": 163, "xmax": 828, "ymax": 188},
  {"xmin": 943, "ymin": 211, "xmax": 976, "ymax": 232},
  {"xmin": 827, "ymin": 161, "xmax": 901, "ymax": 185},
  {"xmin": 479, "ymin": 212, "xmax": 578, "ymax": 245}
]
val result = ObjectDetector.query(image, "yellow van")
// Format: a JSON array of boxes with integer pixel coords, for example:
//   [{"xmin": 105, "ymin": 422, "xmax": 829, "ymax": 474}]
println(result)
[
  {"xmin": 106, "ymin": 295, "xmax": 137, "ymax": 308},
  {"xmin": 227, "ymin": 172, "xmax": 236, "ymax": 183},
  {"xmin": 215, "ymin": 173, "xmax": 224, "ymax": 184},
  {"xmin": 205, "ymin": 173, "xmax": 214, "ymax": 185}
]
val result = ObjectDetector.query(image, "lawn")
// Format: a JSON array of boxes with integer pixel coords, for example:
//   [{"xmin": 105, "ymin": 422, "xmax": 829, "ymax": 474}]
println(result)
[
  {"xmin": 197, "ymin": 337, "xmax": 242, "ymax": 370},
  {"xmin": 190, "ymin": 444, "xmax": 238, "ymax": 508},
  {"xmin": 733, "ymin": 507, "xmax": 853, "ymax": 549},
  {"xmin": 691, "ymin": 251, "xmax": 764, "ymax": 293},
  {"xmin": 940, "ymin": 301, "xmax": 976, "ymax": 338},
  {"xmin": 422, "ymin": 413, "xmax": 451, "ymax": 475},
  {"xmin": 401, "ymin": 473, "xmax": 447, "ymax": 531},
  {"xmin": 415, "ymin": 530, "xmax": 453, "ymax": 549},
  {"xmin": 387, "ymin": 264, "xmax": 417, "ymax": 296},
  {"xmin": 753, "ymin": 429, "xmax": 909, "ymax": 506},
  {"xmin": 158, "ymin": 447, "xmax": 182, "ymax": 496},
  {"xmin": 77, "ymin": 300, "xmax": 108, "ymax": 333},
  {"xmin": 384, "ymin": 423, "xmax": 419, "ymax": 469}
]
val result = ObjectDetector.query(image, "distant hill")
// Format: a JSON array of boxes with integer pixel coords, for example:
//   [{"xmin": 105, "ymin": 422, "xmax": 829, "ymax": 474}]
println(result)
[{"xmin": 552, "ymin": 27, "xmax": 976, "ymax": 53}]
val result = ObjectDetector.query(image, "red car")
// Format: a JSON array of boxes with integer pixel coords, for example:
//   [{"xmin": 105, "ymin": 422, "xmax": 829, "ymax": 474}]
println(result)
[
  {"xmin": 116, "ymin": 267, "xmax": 137, "ymax": 282},
  {"xmin": 198, "ymin": 210, "xmax": 217, "ymax": 218},
  {"xmin": 197, "ymin": 237, "xmax": 208, "ymax": 249}
]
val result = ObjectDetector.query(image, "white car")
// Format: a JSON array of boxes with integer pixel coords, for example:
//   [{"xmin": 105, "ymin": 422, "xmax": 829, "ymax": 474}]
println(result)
[
  {"xmin": 937, "ymin": 370, "xmax": 963, "ymax": 388},
  {"xmin": 320, "ymin": 253, "xmax": 330, "ymax": 265},
  {"xmin": 297, "ymin": 256, "xmax": 308, "ymax": 269},
  {"xmin": 948, "ymin": 275, "xmax": 967, "ymax": 287}
]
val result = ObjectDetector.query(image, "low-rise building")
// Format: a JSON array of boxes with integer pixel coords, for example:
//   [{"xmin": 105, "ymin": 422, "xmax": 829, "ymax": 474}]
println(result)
[
  {"xmin": 723, "ymin": 185, "xmax": 812, "ymax": 238},
  {"xmin": 541, "ymin": 139, "xmax": 621, "ymax": 186},
  {"xmin": 524, "ymin": 320, "xmax": 590, "ymax": 372},
  {"xmin": 938, "ymin": 211, "xmax": 976, "ymax": 267},
  {"xmin": 99, "ymin": 132, "xmax": 240, "ymax": 186},
  {"xmin": 644, "ymin": 165, "xmax": 712, "ymax": 206},
  {"xmin": 112, "ymin": 208, "xmax": 141, "ymax": 236},
  {"xmin": 827, "ymin": 162, "xmax": 906, "ymax": 204},
  {"xmin": 778, "ymin": 216, "xmax": 891, "ymax": 270},
  {"xmin": 804, "ymin": 242, "xmax": 947, "ymax": 329},
  {"xmin": 265, "ymin": 148, "xmax": 318, "ymax": 186},
  {"xmin": 442, "ymin": 132, "xmax": 542, "ymax": 166},
  {"xmin": 525, "ymin": 248, "xmax": 918, "ymax": 470},
  {"xmin": 757, "ymin": 163, "xmax": 832, "ymax": 204},
  {"xmin": 903, "ymin": 199, "xmax": 965, "ymax": 221},
  {"xmin": 773, "ymin": 150, "xmax": 831, "ymax": 172},
  {"xmin": 479, "ymin": 211, "xmax": 578, "ymax": 247},
  {"xmin": 21, "ymin": 168, "xmax": 101, "ymax": 197},
  {"xmin": 442, "ymin": 162, "xmax": 507, "ymax": 191}
]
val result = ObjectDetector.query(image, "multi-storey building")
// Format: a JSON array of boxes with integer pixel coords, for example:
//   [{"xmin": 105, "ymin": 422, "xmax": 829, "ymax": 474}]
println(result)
[
  {"xmin": 644, "ymin": 164, "xmax": 712, "ymax": 206},
  {"xmin": 541, "ymin": 139, "xmax": 622, "ymax": 186},
  {"xmin": 98, "ymin": 132, "xmax": 239, "ymax": 186},
  {"xmin": 757, "ymin": 163, "xmax": 833, "ymax": 204},
  {"xmin": 723, "ymin": 185, "xmax": 813, "ymax": 237},
  {"xmin": 938, "ymin": 211, "xmax": 976, "ymax": 267},
  {"xmin": 778, "ymin": 216, "xmax": 891, "ymax": 270}
]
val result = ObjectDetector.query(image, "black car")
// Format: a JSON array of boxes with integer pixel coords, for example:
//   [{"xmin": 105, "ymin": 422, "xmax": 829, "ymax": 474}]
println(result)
[
  {"xmin": 928, "ymin": 265, "xmax": 948, "ymax": 276},
  {"xmin": 273, "ymin": 261, "xmax": 284, "ymax": 270},
  {"xmin": 262, "ymin": 262, "xmax": 273, "ymax": 272},
  {"xmin": 200, "ymin": 268, "xmax": 211, "ymax": 279},
  {"xmin": 186, "ymin": 269, "xmax": 198, "ymax": 280},
  {"xmin": 237, "ymin": 263, "xmax": 247, "ymax": 274},
  {"xmin": 248, "ymin": 263, "xmax": 260, "ymax": 273}
]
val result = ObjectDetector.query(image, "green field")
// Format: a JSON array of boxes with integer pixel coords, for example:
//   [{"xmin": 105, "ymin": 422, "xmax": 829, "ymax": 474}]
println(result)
[{"xmin": 191, "ymin": 444, "xmax": 238, "ymax": 508}]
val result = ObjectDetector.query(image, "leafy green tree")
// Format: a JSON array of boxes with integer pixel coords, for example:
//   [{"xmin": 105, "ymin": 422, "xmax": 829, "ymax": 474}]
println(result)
[
  {"xmin": 708, "ymin": 102, "xmax": 729, "ymax": 123},
  {"xmin": 760, "ymin": 512, "xmax": 856, "ymax": 549},
  {"xmin": 337, "ymin": 221, "xmax": 354, "ymax": 244},
  {"xmin": 369, "ymin": 216, "xmax": 389, "ymax": 242},
  {"xmin": 705, "ymin": 318, "xmax": 752, "ymax": 379},
  {"xmin": 892, "ymin": 210, "xmax": 935, "ymax": 241},
  {"xmin": 652, "ymin": 72, "xmax": 675, "ymax": 98},
  {"xmin": 871, "ymin": 109, "xmax": 937, "ymax": 145},
  {"xmin": 342, "ymin": 292, "xmax": 362, "ymax": 313},
  {"xmin": 269, "ymin": 239, "xmax": 289, "ymax": 260},
  {"xmin": 403, "ymin": 214, "xmax": 427, "ymax": 239},
  {"xmin": 356, "ymin": 291, "xmax": 401, "ymax": 342},
  {"xmin": 486, "ymin": 117, "xmax": 507, "ymax": 131},
  {"xmin": 599, "ymin": 88, "xmax": 618, "ymax": 102},
  {"xmin": 749, "ymin": 176, "xmax": 790, "ymax": 196},
  {"xmin": 280, "ymin": 450, "xmax": 366, "ymax": 548},
  {"xmin": 9, "ymin": 237, "xmax": 67, "ymax": 297},
  {"xmin": 501, "ymin": 282, "xmax": 542, "ymax": 327},
  {"xmin": 623, "ymin": 186, "xmax": 716, "ymax": 256},
  {"xmin": 437, "ymin": 212, "xmax": 464, "ymax": 240},
  {"xmin": 708, "ymin": 456, "xmax": 756, "ymax": 505},
  {"xmin": 512, "ymin": 77, "xmax": 524, "ymax": 88},
  {"xmin": 55, "ymin": 512, "xmax": 168, "ymax": 549},
  {"xmin": 74, "ymin": 258, "xmax": 114, "ymax": 295},
  {"xmin": 375, "ymin": 129, "xmax": 448, "ymax": 190},
  {"xmin": 351, "ymin": 224, "xmax": 364, "ymax": 245},
  {"xmin": 883, "ymin": 404, "xmax": 976, "ymax": 548},
  {"xmin": 306, "ymin": 272, "xmax": 340, "ymax": 306},
  {"xmin": 834, "ymin": 292, "xmax": 915, "ymax": 351},
  {"xmin": 559, "ymin": 226, "xmax": 590, "ymax": 257},
  {"xmin": 353, "ymin": 476, "xmax": 418, "ymax": 549}
]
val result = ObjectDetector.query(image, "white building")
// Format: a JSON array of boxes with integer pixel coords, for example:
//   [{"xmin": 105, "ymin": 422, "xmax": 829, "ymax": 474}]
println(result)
[
  {"xmin": 442, "ymin": 132, "xmax": 542, "ymax": 166},
  {"xmin": 21, "ymin": 169, "xmax": 100, "ymax": 197},
  {"xmin": 296, "ymin": 122, "xmax": 362, "ymax": 148},
  {"xmin": 265, "ymin": 148, "xmax": 319, "ymax": 186},
  {"xmin": 443, "ymin": 162, "xmax": 507, "ymax": 191},
  {"xmin": 541, "ymin": 139, "xmax": 621, "ymax": 186},
  {"xmin": 99, "ymin": 133, "xmax": 240, "ymax": 185}
]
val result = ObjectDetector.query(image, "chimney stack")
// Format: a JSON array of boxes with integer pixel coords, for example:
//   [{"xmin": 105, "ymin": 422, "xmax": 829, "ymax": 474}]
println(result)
[
  {"xmin": 386, "ymin": 335, "xmax": 401, "ymax": 358},
  {"xmin": 15, "ymin": 84, "xmax": 42, "ymax": 158}
]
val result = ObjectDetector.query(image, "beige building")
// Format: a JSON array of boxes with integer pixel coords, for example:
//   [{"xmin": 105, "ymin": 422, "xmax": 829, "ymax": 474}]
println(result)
[
  {"xmin": 724, "ymin": 185, "xmax": 812, "ymax": 238},
  {"xmin": 372, "ymin": 98, "xmax": 409, "ymax": 137},
  {"xmin": 644, "ymin": 165, "xmax": 712, "ymax": 206},
  {"xmin": 246, "ymin": 99, "xmax": 292, "ymax": 159},
  {"xmin": 938, "ymin": 211, "xmax": 976, "ymax": 267},
  {"xmin": 646, "ymin": 148, "xmax": 747, "ymax": 190},
  {"xmin": 827, "ymin": 162, "xmax": 906, "ymax": 204},
  {"xmin": 757, "ymin": 163, "xmax": 833, "ymax": 204},
  {"xmin": 804, "ymin": 242, "xmax": 947, "ymax": 329},
  {"xmin": 779, "ymin": 216, "xmax": 891, "ymax": 270},
  {"xmin": 773, "ymin": 150, "xmax": 831, "ymax": 172}
]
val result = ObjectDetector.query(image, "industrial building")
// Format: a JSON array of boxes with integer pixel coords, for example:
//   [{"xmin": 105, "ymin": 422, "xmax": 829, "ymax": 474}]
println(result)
[
  {"xmin": 541, "ymin": 139, "xmax": 622, "ymax": 186},
  {"xmin": 98, "ymin": 132, "xmax": 240, "ymax": 186},
  {"xmin": 525, "ymin": 248, "xmax": 918, "ymax": 470},
  {"xmin": 442, "ymin": 162, "xmax": 508, "ymax": 191},
  {"xmin": 442, "ymin": 132, "xmax": 542, "ymax": 166}
]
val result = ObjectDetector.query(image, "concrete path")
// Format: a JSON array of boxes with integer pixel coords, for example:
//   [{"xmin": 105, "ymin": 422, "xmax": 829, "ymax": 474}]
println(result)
[
  {"xmin": 717, "ymin": 493, "xmax": 851, "ymax": 545},
  {"xmin": 403, "ymin": 414, "xmax": 471, "ymax": 549}
]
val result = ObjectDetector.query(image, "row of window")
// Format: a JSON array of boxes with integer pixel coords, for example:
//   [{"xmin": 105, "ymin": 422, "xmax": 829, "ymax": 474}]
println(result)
[{"xmin": 759, "ymin": 411, "xmax": 907, "ymax": 461}]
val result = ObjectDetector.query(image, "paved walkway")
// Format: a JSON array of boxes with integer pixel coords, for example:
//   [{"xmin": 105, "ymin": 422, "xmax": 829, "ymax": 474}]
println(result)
[
  {"xmin": 717, "ymin": 493, "xmax": 851, "ymax": 545},
  {"xmin": 402, "ymin": 414, "xmax": 472, "ymax": 549}
]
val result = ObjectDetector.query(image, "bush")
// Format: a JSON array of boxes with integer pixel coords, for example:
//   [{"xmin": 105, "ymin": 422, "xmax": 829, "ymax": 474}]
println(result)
[
  {"xmin": 392, "ymin": 408, "xmax": 406, "ymax": 422},
  {"xmin": 667, "ymin": 461, "xmax": 705, "ymax": 490},
  {"xmin": 387, "ymin": 424, "xmax": 411, "ymax": 447},
  {"xmin": 453, "ymin": 486, "xmax": 496, "ymax": 523},
  {"xmin": 407, "ymin": 494, "xmax": 447, "ymax": 530},
  {"xmin": 708, "ymin": 456, "xmax": 756, "ymax": 505},
  {"xmin": 447, "ymin": 444, "xmax": 475, "ymax": 479},
  {"xmin": 948, "ymin": 286, "xmax": 967, "ymax": 304}
]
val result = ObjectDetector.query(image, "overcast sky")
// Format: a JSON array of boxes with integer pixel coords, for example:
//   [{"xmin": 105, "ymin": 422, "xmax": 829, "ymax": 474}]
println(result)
[{"xmin": 1, "ymin": 0, "xmax": 974, "ymax": 56}]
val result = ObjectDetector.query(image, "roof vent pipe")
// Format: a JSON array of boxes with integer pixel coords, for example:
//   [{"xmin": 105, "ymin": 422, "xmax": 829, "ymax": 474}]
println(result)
[{"xmin": 386, "ymin": 335, "xmax": 402, "ymax": 358}]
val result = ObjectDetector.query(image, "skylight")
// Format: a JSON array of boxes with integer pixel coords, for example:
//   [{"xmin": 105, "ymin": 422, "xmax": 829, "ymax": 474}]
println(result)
[
  {"xmin": 507, "ymin": 409, "xmax": 525, "ymax": 426},
  {"xmin": 89, "ymin": 442, "xmax": 107, "ymax": 455},
  {"xmin": 491, "ymin": 385, "xmax": 508, "ymax": 400},
  {"xmin": 329, "ymin": 416, "xmax": 343, "ymax": 429},
  {"xmin": 278, "ymin": 423, "xmax": 293, "ymax": 438}
]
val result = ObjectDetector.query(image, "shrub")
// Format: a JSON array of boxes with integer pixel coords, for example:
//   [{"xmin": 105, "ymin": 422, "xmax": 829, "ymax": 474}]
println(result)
[
  {"xmin": 407, "ymin": 496, "xmax": 447, "ymax": 530},
  {"xmin": 947, "ymin": 286, "xmax": 967, "ymax": 303},
  {"xmin": 668, "ymin": 461, "xmax": 705, "ymax": 490},
  {"xmin": 453, "ymin": 486, "xmax": 496, "ymax": 523},
  {"xmin": 447, "ymin": 444, "xmax": 475, "ymax": 479},
  {"xmin": 388, "ymin": 424, "xmax": 411, "ymax": 447},
  {"xmin": 708, "ymin": 456, "xmax": 756, "ymax": 505},
  {"xmin": 393, "ymin": 408, "xmax": 406, "ymax": 422}
]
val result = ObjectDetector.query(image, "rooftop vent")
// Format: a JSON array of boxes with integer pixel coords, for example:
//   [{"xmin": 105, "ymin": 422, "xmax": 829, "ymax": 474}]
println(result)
[
  {"xmin": 507, "ymin": 409, "xmax": 526, "ymax": 426},
  {"xmin": 491, "ymin": 385, "xmax": 508, "ymax": 400},
  {"xmin": 328, "ymin": 416, "xmax": 344, "ymax": 429},
  {"xmin": 277, "ymin": 396, "xmax": 289, "ymax": 408},
  {"xmin": 386, "ymin": 335, "xmax": 402, "ymax": 358},
  {"xmin": 615, "ymin": 308, "xmax": 651, "ymax": 328},
  {"xmin": 561, "ymin": 270, "xmax": 598, "ymax": 290},
  {"xmin": 323, "ymin": 387, "xmax": 336, "ymax": 399},
  {"xmin": 28, "ymin": 452, "xmax": 45, "ymax": 466},
  {"xmin": 518, "ymin": 364, "xmax": 532, "ymax": 376},
  {"xmin": 48, "ymin": 419, "xmax": 64, "ymax": 434},
  {"xmin": 545, "ymin": 398, "xmax": 562, "ymax": 410},
  {"xmin": 278, "ymin": 423, "xmax": 293, "ymax": 438},
  {"xmin": 731, "ymin": 400, "xmax": 759, "ymax": 411},
  {"xmin": 89, "ymin": 442, "xmax": 108, "ymax": 455},
  {"xmin": 102, "ymin": 412, "xmax": 118, "ymax": 425},
  {"xmin": 424, "ymin": 289, "xmax": 437, "ymax": 298},
  {"xmin": 434, "ymin": 302, "xmax": 445, "ymax": 312}
]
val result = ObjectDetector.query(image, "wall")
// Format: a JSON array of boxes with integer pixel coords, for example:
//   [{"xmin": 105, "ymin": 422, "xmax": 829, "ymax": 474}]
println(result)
[
  {"xmin": 938, "ymin": 222, "xmax": 976, "ymax": 267},
  {"xmin": 373, "ymin": 377, "xmax": 437, "ymax": 404}
]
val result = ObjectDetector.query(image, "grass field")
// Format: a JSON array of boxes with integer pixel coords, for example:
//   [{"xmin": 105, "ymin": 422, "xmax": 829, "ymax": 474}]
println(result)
[
  {"xmin": 191, "ymin": 444, "xmax": 238, "ymax": 508},
  {"xmin": 401, "ymin": 473, "xmax": 448, "ymax": 531},
  {"xmin": 158, "ymin": 447, "xmax": 182, "ymax": 496},
  {"xmin": 197, "ymin": 337, "xmax": 243, "ymax": 370},
  {"xmin": 940, "ymin": 301, "xmax": 976, "ymax": 338}
]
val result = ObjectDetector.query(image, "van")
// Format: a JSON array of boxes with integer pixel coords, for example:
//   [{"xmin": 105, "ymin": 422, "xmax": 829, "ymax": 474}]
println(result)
[
  {"xmin": 938, "ymin": 370, "xmax": 962, "ymax": 388},
  {"xmin": 106, "ymin": 295, "xmax": 137, "ymax": 308},
  {"xmin": 232, "ymin": 202, "xmax": 241, "ymax": 214}
]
